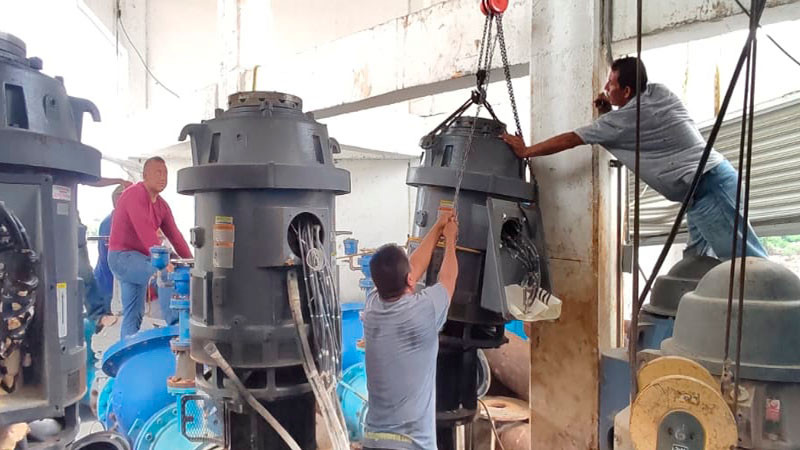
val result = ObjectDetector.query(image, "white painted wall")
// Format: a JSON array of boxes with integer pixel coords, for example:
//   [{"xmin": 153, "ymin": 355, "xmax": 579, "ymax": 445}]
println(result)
[
  {"xmin": 146, "ymin": 0, "xmax": 218, "ymax": 107},
  {"xmin": 333, "ymin": 159, "xmax": 415, "ymax": 302},
  {"xmin": 270, "ymin": 0, "xmax": 447, "ymax": 57}
]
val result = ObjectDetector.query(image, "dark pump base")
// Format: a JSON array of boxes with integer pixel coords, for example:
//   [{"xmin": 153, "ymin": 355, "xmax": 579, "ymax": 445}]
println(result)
[{"xmin": 228, "ymin": 393, "xmax": 316, "ymax": 450}]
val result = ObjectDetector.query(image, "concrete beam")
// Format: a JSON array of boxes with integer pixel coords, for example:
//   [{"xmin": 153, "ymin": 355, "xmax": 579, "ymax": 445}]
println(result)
[
  {"xmin": 612, "ymin": 0, "xmax": 800, "ymax": 53},
  {"xmin": 255, "ymin": 0, "xmax": 531, "ymax": 116}
]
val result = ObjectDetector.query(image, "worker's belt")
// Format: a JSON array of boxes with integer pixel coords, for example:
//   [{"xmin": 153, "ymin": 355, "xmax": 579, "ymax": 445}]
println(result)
[{"xmin": 363, "ymin": 431, "xmax": 413, "ymax": 444}]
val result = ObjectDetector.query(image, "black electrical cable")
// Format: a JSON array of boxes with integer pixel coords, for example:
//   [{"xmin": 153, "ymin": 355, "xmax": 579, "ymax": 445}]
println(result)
[
  {"xmin": 734, "ymin": 1, "xmax": 761, "ymax": 411},
  {"xmin": 723, "ymin": 39, "xmax": 751, "ymax": 371},
  {"xmin": 733, "ymin": 0, "xmax": 800, "ymax": 68},
  {"xmin": 116, "ymin": 15, "xmax": 181, "ymax": 99}
]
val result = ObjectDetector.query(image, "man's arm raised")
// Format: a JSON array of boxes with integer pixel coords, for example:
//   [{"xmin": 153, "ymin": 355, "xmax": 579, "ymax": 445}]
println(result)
[
  {"xmin": 408, "ymin": 208, "xmax": 454, "ymax": 286},
  {"xmin": 501, "ymin": 132, "xmax": 585, "ymax": 159}
]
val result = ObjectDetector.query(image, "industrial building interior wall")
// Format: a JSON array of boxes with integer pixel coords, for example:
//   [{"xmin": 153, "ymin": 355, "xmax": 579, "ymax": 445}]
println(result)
[
  {"xmin": 270, "ymin": 0, "xmax": 450, "ymax": 57},
  {"xmin": 334, "ymin": 159, "xmax": 416, "ymax": 302}
]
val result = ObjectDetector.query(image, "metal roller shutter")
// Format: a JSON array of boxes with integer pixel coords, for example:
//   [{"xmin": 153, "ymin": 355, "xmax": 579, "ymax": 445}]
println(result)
[{"xmin": 630, "ymin": 96, "xmax": 800, "ymax": 242}]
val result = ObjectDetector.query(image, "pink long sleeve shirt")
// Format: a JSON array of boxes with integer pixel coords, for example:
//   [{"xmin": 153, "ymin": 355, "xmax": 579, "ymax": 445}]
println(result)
[{"xmin": 108, "ymin": 182, "xmax": 192, "ymax": 258}]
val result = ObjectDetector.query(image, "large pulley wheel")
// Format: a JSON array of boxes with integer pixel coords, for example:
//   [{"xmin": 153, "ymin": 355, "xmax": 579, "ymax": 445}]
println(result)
[
  {"xmin": 630, "ymin": 375, "xmax": 737, "ymax": 450},
  {"xmin": 480, "ymin": 0, "xmax": 508, "ymax": 15},
  {"xmin": 637, "ymin": 355, "xmax": 719, "ymax": 394}
]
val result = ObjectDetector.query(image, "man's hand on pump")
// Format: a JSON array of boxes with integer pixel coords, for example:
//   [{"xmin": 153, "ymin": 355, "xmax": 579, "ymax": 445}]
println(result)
[{"xmin": 501, "ymin": 132, "xmax": 528, "ymax": 158}]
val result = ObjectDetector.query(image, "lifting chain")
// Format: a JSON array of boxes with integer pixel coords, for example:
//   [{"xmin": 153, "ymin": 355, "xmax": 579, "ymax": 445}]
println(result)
[{"xmin": 420, "ymin": 4, "xmax": 522, "ymax": 214}]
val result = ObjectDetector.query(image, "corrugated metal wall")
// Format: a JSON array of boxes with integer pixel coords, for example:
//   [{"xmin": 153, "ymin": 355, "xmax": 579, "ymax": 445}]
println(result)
[{"xmin": 629, "ymin": 96, "xmax": 800, "ymax": 240}]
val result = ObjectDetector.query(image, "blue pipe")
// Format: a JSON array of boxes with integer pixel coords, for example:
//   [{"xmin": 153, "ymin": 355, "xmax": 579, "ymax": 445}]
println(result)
[
  {"xmin": 100, "ymin": 327, "xmax": 179, "ymax": 438},
  {"xmin": 357, "ymin": 254, "xmax": 374, "ymax": 293},
  {"xmin": 341, "ymin": 302, "xmax": 365, "ymax": 371},
  {"xmin": 337, "ymin": 362, "xmax": 368, "ymax": 442},
  {"xmin": 131, "ymin": 397, "xmax": 215, "ymax": 450},
  {"xmin": 171, "ymin": 266, "xmax": 191, "ymax": 346},
  {"xmin": 98, "ymin": 326, "xmax": 217, "ymax": 449}
]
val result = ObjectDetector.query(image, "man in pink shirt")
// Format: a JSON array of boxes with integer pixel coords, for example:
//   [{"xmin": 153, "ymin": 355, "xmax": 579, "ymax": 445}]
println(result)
[{"xmin": 108, "ymin": 156, "xmax": 192, "ymax": 338}]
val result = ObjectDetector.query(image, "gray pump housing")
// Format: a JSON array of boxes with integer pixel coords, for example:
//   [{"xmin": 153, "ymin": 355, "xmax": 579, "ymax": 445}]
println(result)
[
  {"xmin": 661, "ymin": 258, "xmax": 800, "ymax": 449},
  {"xmin": 177, "ymin": 91, "xmax": 350, "ymax": 449},
  {"xmin": 0, "ymin": 31, "xmax": 101, "ymax": 442},
  {"xmin": 407, "ymin": 117, "xmax": 550, "ymax": 332}
]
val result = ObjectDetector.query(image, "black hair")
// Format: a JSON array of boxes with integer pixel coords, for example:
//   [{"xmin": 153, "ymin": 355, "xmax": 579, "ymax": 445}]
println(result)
[
  {"xmin": 369, "ymin": 244, "xmax": 411, "ymax": 300},
  {"xmin": 611, "ymin": 57, "xmax": 648, "ymax": 97}
]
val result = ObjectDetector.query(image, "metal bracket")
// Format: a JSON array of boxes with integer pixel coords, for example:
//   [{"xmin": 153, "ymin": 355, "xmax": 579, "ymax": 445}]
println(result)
[{"xmin": 179, "ymin": 394, "xmax": 227, "ymax": 447}]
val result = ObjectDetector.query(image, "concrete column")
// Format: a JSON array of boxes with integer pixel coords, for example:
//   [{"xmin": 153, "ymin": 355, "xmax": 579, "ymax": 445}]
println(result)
[
  {"xmin": 528, "ymin": 0, "xmax": 613, "ymax": 448},
  {"xmin": 119, "ymin": 0, "xmax": 148, "ymax": 111}
]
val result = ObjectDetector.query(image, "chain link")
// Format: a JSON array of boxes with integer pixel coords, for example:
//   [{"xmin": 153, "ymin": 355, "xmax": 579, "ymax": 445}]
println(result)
[
  {"xmin": 496, "ymin": 14, "xmax": 522, "ymax": 139},
  {"xmin": 423, "ymin": 11, "xmax": 519, "ymax": 214},
  {"xmin": 453, "ymin": 15, "xmax": 498, "ymax": 213}
]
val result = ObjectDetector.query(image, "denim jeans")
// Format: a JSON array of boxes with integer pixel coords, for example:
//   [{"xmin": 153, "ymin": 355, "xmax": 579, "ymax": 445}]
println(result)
[
  {"xmin": 686, "ymin": 160, "xmax": 768, "ymax": 260},
  {"xmin": 108, "ymin": 250, "xmax": 157, "ymax": 338}
]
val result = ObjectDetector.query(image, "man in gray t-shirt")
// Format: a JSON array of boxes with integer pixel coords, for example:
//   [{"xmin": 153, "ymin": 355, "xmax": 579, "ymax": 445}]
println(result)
[
  {"xmin": 362, "ymin": 209, "xmax": 459, "ymax": 450},
  {"xmin": 502, "ymin": 57, "xmax": 766, "ymax": 259}
]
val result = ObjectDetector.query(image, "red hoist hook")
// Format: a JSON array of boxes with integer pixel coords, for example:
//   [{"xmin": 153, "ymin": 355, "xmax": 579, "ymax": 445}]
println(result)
[{"xmin": 480, "ymin": 0, "xmax": 508, "ymax": 15}]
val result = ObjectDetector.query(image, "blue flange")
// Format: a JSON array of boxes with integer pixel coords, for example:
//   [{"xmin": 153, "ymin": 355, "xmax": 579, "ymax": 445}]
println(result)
[{"xmin": 101, "ymin": 327, "xmax": 179, "ymax": 439}]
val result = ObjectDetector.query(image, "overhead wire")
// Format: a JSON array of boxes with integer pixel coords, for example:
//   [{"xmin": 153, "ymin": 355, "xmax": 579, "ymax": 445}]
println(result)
[
  {"xmin": 732, "ymin": 0, "xmax": 800, "ymax": 68},
  {"xmin": 116, "ymin": 14, "xmax": 181, "ymax": 99}
]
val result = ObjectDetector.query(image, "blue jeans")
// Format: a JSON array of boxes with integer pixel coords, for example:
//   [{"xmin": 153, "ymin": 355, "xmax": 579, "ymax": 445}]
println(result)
[
  {"xmin": 686, "ymin": 160, "xmax": 768, "ymax": 260},
  {"xmin": 108, "ymin": 250, "xmax": 156, "ymax": 338}
]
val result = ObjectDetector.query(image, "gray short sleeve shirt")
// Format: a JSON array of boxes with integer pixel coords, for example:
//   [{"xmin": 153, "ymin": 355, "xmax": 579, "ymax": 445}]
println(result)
[
  {"xmin": 363, "ymin": 283, "xmax": 451, "ymax": 449},
  {"xmin": 574, "ymin": 83, "xmax": 725, "ymax": 202}
]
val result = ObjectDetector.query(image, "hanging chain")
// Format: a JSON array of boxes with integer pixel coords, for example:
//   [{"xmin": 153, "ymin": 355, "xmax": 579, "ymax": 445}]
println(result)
[
  {"xmin": 453, "ymin": 13, "xmax": 514, "ymax": 213},
  {"xmin": 496, "ymin": 14, "xmax": 522, "ymax": 139},
  {"xmin": 419, "ymin": 10, "xmax": 518, "ymax": 214},
  {"xmin": 452, "ymin": 14, "xmax": 493, "ymax": 213}
]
